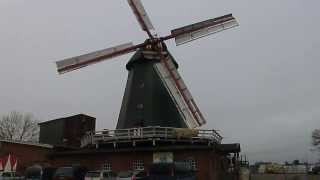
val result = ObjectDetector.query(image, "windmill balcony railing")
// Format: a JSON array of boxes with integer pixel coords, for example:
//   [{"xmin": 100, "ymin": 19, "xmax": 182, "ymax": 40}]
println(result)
[{"xmin": 81, "ymin": 126, "xmax": 222, "ymax": 148}]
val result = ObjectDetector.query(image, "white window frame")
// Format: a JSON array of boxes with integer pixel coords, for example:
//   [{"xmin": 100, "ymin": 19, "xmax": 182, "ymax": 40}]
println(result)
[
  {"xmin": 184, "ymin": 159, "xmax": 197, "ymax": 170},
  {"xmin": 133, "ymin": 160, "xmax": 144, "ymax": 171},
  {"xmin": 103, "ymin": 161, "xmax": 112, "ymax": 171}
]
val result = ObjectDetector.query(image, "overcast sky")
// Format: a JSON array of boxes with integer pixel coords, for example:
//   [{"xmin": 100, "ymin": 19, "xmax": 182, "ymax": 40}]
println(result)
[{"xmin": 0, "ymin": 0, "xmax": 319, "ymax": 163}]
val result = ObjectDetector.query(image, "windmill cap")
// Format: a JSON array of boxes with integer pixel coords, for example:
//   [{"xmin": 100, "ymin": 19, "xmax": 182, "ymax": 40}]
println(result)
[{"xmin": 126, "ymin": 49, "xmax": 179, "ymax": 70}]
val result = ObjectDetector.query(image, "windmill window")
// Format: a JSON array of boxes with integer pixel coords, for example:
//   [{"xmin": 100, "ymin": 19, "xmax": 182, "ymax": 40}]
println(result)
[
  {"xmin": 137, "ymin": 104, "xmax": 144, "ymax": 109},
  {"xmin": 132, "ymin": 160, "xmax": 144, "ymax": 170}
]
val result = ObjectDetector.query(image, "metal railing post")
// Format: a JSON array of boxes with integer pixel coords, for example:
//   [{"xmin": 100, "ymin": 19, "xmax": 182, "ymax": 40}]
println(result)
[{"xmin": 165, "ymin": 128, "xmax": 168, "ymax": 139}]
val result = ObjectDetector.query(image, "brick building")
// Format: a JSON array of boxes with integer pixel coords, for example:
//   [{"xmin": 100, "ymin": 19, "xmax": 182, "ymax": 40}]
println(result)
[
  {"xmin": 39, "ymin": 114, "xmax": 96, "ymax": 147},
  {"xmin": 49, "ymin": 142, "xmax": 240, "ymax": 180},
  {"xmin": 39, "ymin": 115, "xmax": 240, "ymax": 180},
  {"xmin": 0, "ymin": 114, "xmax": 94, "ymax": 174},
  {"xmin": 0, "ymin": 140, "xmax": 52, "ymax": 173},
  {"xmin": 0, "ymin": 114, "xmax": 240, "ymax": 180}
]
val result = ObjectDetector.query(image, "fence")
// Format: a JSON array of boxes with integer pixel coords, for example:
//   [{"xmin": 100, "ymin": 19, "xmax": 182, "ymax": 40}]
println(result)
[{"xmin": 81, "ymin": 126, "xmax": 222, "ymax": 147}]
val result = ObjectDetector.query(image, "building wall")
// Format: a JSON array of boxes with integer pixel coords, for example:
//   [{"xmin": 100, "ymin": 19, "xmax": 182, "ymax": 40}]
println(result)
[
  {"xmin": 50, "ymin": 149, "xmax": 226, "ymax": 180},
  {"xmin": 39, "ymin": 114, "xmax": 96, "ymax": 147},
  {"xmin": 0, "ymin": 140, "xmax": 236, "ymax": 180},
  {"xmin": 39, "ymin": 120, "xmax": 64, "ymax": 145},
  {"xmin": 64, "ymin": 115, "xmax": 96, "ymax": 147},
  {"xmin": 0, "ymin": 141, "xmax": 51, "ymax": 173}
]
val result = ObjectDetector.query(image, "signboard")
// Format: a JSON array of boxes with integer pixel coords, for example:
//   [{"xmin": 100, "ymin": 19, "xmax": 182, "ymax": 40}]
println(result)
[{"xmin": 153, "ymin": 152, "xmax": 173, "ymax": 163}]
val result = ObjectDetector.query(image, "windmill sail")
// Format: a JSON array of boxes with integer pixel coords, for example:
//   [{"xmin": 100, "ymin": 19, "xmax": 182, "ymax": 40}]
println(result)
[
  {"xmin": 127, "ymin": 0, "xmax": 154, "ymax": 31},
  {"xmin": 154, "ymin": 55, "xmax": 206, "ymax": 128},
  {"xmin": 56, "ymin": 42, "xmax": 136, "ymax": 74},
  {"xmin": 171, "ymin": 14, "xmax": 238, "ymax": 46}
]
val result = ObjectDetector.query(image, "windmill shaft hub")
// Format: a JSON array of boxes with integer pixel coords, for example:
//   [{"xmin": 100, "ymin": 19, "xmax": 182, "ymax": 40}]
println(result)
[{"xmin": 143, "ymin": 38, "xmax": 167, "ymax": 53}]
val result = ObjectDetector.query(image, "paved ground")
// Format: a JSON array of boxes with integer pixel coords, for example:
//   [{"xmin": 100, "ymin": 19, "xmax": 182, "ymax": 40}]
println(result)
[{"xmin": 251, "ymin": 174, "xmax": 320, "ymax": 180}]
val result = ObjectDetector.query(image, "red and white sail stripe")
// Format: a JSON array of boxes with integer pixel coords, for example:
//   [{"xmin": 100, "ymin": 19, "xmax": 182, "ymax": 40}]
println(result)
[{"xmin": 1, "ymin": 154, "xmax": 18, "ymax": 172}]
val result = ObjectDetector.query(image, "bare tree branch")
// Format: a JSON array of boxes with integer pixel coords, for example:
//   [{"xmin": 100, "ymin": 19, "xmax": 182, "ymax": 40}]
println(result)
[
  {"xmin": 0, "ymin": 111, "xmax": 40, "ymax": 142},
  {"xmin": 312, "ymin": 129, "xmax": 320, "ymax": 151}
]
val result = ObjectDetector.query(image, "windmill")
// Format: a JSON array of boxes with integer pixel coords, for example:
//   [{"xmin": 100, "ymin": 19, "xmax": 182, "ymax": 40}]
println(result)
[{"xmin": 55, "ymin": 0, "xmax": 238, "ymax": 129}]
